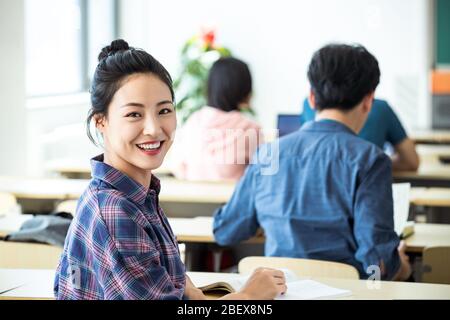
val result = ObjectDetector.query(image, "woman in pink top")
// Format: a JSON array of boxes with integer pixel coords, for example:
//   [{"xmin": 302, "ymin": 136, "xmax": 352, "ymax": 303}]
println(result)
[{"xmin": 172, "ymin": 57, "xmax": 263, "ymax": 181}]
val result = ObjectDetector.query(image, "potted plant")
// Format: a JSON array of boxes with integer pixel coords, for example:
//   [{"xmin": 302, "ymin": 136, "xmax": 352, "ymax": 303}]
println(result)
[{"xmin": 173, "ymin": 29, "xmax": 232, "ymax": 123}]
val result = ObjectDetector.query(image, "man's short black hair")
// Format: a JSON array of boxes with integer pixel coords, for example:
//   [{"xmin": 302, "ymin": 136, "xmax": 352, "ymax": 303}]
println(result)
[{"xmin": 307, "ymin": 44, "xmax": 380, "ymax": 111}]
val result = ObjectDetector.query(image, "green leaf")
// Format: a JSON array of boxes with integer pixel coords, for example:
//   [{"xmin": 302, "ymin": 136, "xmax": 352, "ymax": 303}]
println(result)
[{"xmin": 173, "ymin": 34, "xmax": 233, "ymax": 124}]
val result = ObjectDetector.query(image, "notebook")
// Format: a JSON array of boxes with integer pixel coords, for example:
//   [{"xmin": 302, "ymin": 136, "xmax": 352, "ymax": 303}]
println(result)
[
  {"xmin": 277, "ymin": 114, "xmax": 302, "ymax": 137},
  {"xmin": 196, "ymin": 269, "xmax": 352, "ymax": 300},
  {"xmin": 392, "ymin": 183, "xmax": 415, "ymax": 239}
]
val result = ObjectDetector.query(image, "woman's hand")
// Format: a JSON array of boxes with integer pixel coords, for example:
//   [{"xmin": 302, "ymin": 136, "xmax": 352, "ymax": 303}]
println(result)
[
  {"xmin": 184, "ymin": 275, "xmax": 207, "ymax": 300},
  {"xmin": 221, "ymin": 267, "xmax": 287, "ymax": 300}
]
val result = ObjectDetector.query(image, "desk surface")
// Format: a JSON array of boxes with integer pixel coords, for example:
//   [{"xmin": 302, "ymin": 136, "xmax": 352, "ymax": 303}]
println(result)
[
  {"xmin": 1, "ymin": 269, "xmax": 450, "ymax": 300},
  {"xmin": 2, "ymin": 174, "xmax": 450, "ymax": 209},
  {"xmin": 1, "ymin": 214, "xmax": 449, "ymax": 253},
  {"xmin": 170, "ymin": 218, "xmax": 450, "ymax": 254},
  {"xmin": 404, "ymin": 223, "xmax": 450, "ymax": 253},
  {"xmin": 411, "ymin": 130, "xmax": 450, "ymax": 145},
  {"xmin": 189, "ymin": 272, "xmax": 450, "ymax": 300},
  {"xmin": 393, "ymin": 145, "xmax": 450, "ymax": 181},
  {"xmin": 0, "ymin": 176, "xmax": 235, "ymax": 204},
  {"xmin": 0, "ymin": 176, "xmax": 89, "ymax": 200},
  {"xmin": 168, "ymin": 217, "xmax": 264, "ymax": 244},
  {"xmin": 409, "ymin": 187, "xmax": 450, "ymax": 207}
]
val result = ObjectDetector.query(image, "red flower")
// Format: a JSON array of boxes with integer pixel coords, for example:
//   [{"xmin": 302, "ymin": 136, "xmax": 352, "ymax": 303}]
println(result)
[{"xmin": 202, "ymin": 30, "xmax": 215, "ymax": 48}]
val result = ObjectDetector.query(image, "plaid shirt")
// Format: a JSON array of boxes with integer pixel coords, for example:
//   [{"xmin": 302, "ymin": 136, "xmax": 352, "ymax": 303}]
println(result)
[{"xmin": 54, "ymin": 155, "xmax": 186, "ymax": 300}]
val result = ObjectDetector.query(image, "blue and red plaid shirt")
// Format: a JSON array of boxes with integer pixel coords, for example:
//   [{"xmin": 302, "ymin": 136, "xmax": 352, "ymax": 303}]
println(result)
[{"xmin": 54, "ymin": 155, "xmax": 186, "ymax": 299}]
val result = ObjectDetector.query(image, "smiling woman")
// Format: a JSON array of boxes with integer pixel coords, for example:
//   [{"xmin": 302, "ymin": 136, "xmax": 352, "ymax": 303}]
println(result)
[
  {"xmin": 53, "ymin": 39, "xmax": 287, "ymax": 300},
  {"xmin": 95, "ymin": 73, "xmax": 176, "ymax": 187}
]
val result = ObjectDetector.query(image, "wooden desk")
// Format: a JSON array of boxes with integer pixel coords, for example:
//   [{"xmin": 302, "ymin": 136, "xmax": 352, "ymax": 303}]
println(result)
[
  {"xmin": 0, "ymin": 176, "xmax": 89, "ymax": 200},
  {"xmin": 1, "ymin": 269, "xmax": 450, "ymax": 299},
  {"xmin": 1, "ymin": 214, "xmax": 448, "ymax": 254},
  {"xmin": 411, "ymin": 130, "xmax": 450, "ymax": 145},
  {"xmin": 393, "ymin": 145, "xmax": 450, "ymax": 187},
  {"xmin": 5, "ymin": 175, "xmax": 450, "ymax": 210},
  {"xmin": 410, "ymin": 188, "xmax": 450, "ymax": 207},
  {"xmin": 168, "ymin": 217, "xmax": 264, "ymax": 244},
  {"xmin": 404, "ymin": 223, "xmax": 450, "ymax": 253},
  {"xmin": 188, "ymin": 271, "xmax": 450, "ymax": 299},
  {"xmin": 170, "ymin": 218, "xmax": 450, "ymax": 254},
  {"xmin": 0, "ymin": 176, "xmax": 233, "ymax": 204}
]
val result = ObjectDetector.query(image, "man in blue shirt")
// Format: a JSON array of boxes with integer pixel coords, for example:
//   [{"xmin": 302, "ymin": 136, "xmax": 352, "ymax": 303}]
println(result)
[
  {"xmin": 301, "ymin": 98, "xmax": 420, "ymax": 172},
  {"xmin": 213, "ymin": 44, "xmax": 412, "ymax": 281}
]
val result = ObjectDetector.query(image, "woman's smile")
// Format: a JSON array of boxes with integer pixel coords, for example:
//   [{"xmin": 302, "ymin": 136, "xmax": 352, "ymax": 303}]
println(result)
[{"xmin": 136, "ymin": 140, "xmax": 165, "ymax": 156}]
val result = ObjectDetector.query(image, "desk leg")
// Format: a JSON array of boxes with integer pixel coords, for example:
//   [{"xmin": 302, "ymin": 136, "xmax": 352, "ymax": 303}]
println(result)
[
  {"xmin": 212, "ymin": 249, "xmax": 223, "ymax": 273},
  {"xmin": 184, "ymin": 243, "xmax": 193, "ymax": 271},
  {"xmin": 427, "ymin": 207, "xmax": 450, "ymax": 223}
]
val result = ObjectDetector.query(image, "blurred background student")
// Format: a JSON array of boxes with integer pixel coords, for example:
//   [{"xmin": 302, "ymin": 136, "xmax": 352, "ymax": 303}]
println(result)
[
  {"xmin": 171, "ymin": 57, "xmax": 263, "ymax": 181},
  {"xmin": 300, "ymin": 98, "xmax": 420, "ymax": 172}
]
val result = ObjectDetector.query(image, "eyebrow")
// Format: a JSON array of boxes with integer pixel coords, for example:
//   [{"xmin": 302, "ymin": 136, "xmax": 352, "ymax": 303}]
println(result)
[{"xmin": 120, "ymin": 100, "xmax": 174, "ymax": 108}]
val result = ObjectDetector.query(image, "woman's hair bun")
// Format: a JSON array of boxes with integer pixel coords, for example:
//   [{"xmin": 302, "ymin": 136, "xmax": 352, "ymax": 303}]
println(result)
[{"xmin": 98, "ymin": 39, "xmax": 130, "ymax": 62}]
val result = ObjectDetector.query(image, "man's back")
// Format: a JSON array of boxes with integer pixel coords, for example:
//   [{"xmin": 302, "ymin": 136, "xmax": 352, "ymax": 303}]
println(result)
[
  {"xmin": 214, "ymin": 43, "xmax": 407, "ymax": 280},
  {"xmin": 214, "ymin": 119, "xmax": 401, "ymax": 278}
]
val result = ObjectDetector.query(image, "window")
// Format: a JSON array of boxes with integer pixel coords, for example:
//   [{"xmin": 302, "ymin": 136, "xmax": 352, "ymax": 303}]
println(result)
[{"xmin": 25, "ymin": 0, "xmax": 117, "ymax": 97}]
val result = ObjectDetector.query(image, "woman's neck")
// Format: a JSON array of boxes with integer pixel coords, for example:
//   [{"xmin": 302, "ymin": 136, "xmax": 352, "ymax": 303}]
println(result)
[{"xmin": 103, "ymin": 152, "xmax": 152, "ymax": 188}]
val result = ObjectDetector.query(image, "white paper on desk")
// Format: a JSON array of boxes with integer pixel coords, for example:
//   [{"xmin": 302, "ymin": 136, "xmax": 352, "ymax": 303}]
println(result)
[
  {"xmin": 228, "ymin": 269, "xmax": 351, "ymax": 300},
  {"xmin": 392, "ymin": 183, "xmax": 411, "ymax": 236},
  {"xmin": 0, "ymin": 269, "xmax": 55, "ymax": 299},
  {"xmin": 0, "ymin": 270, "xmax": 27, "ymax": 294},
  {"xmin": 276, "ymin": 279, "xmax": 352, "ymax": 300}
]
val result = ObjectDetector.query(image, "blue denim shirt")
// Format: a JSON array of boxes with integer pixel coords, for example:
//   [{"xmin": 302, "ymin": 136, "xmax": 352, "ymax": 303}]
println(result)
[{"xmin": 213, "ymin": 120, "xmax": 401, "ymax": 280}]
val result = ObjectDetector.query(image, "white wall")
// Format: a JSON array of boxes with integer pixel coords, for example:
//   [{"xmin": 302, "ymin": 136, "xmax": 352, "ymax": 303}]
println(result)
[
  {"xmin": 0, "ymin": 0, "xmax": 27, "ymax": 175},
  {"xmin": 0, "ymin": 0, "xmax": 431, "ymax": 177},
  {"xmin": 26, "ymin": 98, "xmax": 100, "ymax": 176},
  {"xmin": 123, "ymin": 0, "xmax": 433, "ymax": 131}
]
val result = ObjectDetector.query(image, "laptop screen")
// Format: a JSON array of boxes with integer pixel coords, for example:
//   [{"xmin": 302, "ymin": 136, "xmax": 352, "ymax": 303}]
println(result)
[{"xmin": 277, "ymin": 114, "xmax": 302, "ymax": 137}]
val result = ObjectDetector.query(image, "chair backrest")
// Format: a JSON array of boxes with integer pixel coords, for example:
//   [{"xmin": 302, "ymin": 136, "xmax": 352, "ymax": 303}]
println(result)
[
  {"xmin": 0, "ymin": 192, "xmax": 18, "ymax": 216},
  {"xmin": 238, "ymin": 256, "xmax": 359, "ymax": 280},
  {"xmin": 55, "ymin": 200, "xmax": 77, "ymax": 216},
  {"xmin": 422, "ymin": 246, "xmax": 450, "ymax": 284},
  {"xmin": 0, "ymin": 241, "xmax": 62, "ymax": 269}
]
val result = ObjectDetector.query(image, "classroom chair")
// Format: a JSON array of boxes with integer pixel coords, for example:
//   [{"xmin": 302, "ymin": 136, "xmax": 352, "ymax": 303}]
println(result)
[
  {"xmin": 55, "ymin": 200, "xmax": 77, "ymax": 216},
  {"xmin": 422, "ymin": 246, "xmax": 450, "ymax": 284},
  {"xmin": 0, "ymin": 192, "xmax": 18, "ymax": 216},
  {"xmin": 238, "ymin": 256, "xmax": 359, "ymax": 280},
  {"xmin": 0, "ymin": 241, "xmax": 62, "ymax": 269}
]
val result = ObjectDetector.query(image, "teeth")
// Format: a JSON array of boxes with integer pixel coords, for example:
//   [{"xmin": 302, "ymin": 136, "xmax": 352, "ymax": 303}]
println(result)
[{"xmin": 138, "ymin": 142, "xmax": 161, "ymax": 150}]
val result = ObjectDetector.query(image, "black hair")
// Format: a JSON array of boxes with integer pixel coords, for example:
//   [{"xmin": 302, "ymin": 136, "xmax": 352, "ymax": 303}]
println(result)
[
  {"xmin": 86, "ymin": 39, "xmax": 174, "ymax": 145},
  {"xmin": 307, "ymin": 44, "xmax": 380, "ymax": 111},
  {"xmin": 207, "ymin": 57, "xmax": 252, "ymax": 112}
]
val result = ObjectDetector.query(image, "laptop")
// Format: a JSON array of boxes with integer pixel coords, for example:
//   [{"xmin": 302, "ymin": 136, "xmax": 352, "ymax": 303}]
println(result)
[{"xmin": 277, "ymin": 114, "xmax": 302, "ymax": 137}]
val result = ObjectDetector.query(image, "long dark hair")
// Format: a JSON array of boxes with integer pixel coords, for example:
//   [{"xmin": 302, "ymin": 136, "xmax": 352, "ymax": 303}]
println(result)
[
  {"xmin": 207, "ymin": 57, "xmax": 252, "ymax": 112},
  {"xmin": 87, "ymin": 39, "xmax": 174, "ymax": 145}
]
